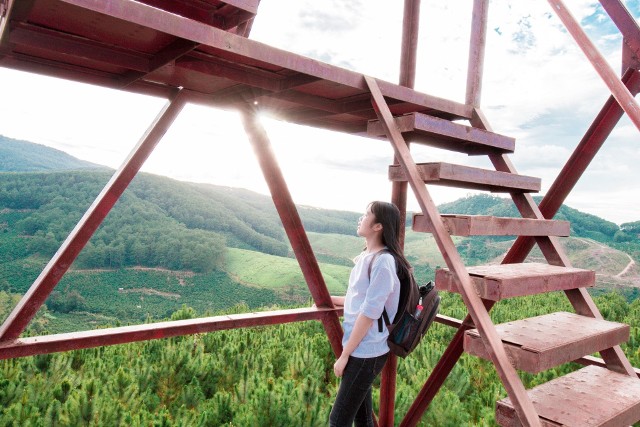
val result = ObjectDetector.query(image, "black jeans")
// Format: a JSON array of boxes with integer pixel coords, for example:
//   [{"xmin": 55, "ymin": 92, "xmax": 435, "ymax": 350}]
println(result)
[{"xmin": 329, "ymin": 353, "xmax": 389, "ymax": 427}]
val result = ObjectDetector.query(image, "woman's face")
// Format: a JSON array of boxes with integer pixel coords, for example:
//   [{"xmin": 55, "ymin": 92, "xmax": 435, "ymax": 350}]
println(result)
[{"xmin": 357, "ymin": 206, "xmax": 379, "ymax": 237}]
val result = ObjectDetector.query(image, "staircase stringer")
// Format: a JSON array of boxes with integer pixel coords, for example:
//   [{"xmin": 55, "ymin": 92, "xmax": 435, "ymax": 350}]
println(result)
[
  {"xmin": 473, "ymin": 108, "xmax": 637, "ymax": 377},
  {"xmin": 365, "ymin": 75, "xmax": 542, "ymax": 427}
]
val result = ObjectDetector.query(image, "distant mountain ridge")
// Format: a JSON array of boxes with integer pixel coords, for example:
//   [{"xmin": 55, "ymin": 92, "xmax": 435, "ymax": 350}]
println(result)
[
  {"xmin": 0, "ymin": 134, "xmax": 103, "ymax": 172},
  {"xmin": 1, "ymin": 134, "xmax": 636, "ymax": 243}
]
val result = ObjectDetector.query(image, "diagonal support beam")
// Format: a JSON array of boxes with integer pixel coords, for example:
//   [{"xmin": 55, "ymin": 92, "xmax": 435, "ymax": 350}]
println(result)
[
  {"xmin": 0, "ymin": 89, "xmax": 189, "ymax": 342},
  {"xmin": 598, "ymin": 0, "xmax": 640, "ymax": 59},
  {"xmin": 239, "ymin": 109, "xmax": 343, "ymax": 357},
  {"xmin": 547, "ymin": 0, "xmax": 640, "ymax": 132},
  {"xmin": 504, "ymin": 68, "xmax": 640, "ymax": 264},
  {"xmin": 365, "ymin": 75, "xmax": 541, "ymax": 427}
]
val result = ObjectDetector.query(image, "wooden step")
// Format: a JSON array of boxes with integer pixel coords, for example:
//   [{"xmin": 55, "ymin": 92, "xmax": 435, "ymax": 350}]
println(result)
[
  {"xmin": 413, "ymin": 214, "xmax": 570, "ymax": 236},
  {"xmin": 435, "ymin": 263, "xmax": 594, "ymax": 300},
  {"xmin": 496, "ymin": 365, "xmax": 640, "ymax": 426},
  {"xmin": 464, "ymin": 312, "xmax": 629, "ymax": 373},
  {"xmin": 368, "ymin": 112, "xmax": 515, "ymax": 155},
  {"xmin": 388, "ymin": 163, "xmax": 541, "ymax": 193}
]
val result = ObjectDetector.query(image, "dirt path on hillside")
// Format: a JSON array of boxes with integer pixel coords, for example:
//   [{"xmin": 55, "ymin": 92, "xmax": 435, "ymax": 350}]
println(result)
[
  {"xmin": 576, "ymin": 238, "xmax": 635, "ymax": 277},
  {"xmin": 616, "ymin": 254, "xmax": 636, "ymax": 278},
  {"xmin": 72, "ymin": 266, "xmax": 195, "ymax": 285},
  {"xmin": 119, "ymin": 288, "xmax": 181, "ymax": 299}
]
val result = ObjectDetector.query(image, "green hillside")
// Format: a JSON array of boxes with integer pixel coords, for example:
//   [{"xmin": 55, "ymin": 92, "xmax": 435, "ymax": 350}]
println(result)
[
  {"xmin": 0, "ymin": 171, "xmax": 359, "ymax": 271},
  {"xmin": 1, "ymin": 137, "xmax": 639, "ymax": 335},
  {"xmin": 0, "ymin": 135, "xmax": 103, "ymax": 172}
]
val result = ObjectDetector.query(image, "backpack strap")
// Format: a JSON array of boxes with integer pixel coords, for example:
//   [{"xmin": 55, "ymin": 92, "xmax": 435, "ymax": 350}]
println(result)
[
  {"xmin": 379, "ymin": 310, "xmax": 390, "ymax": 332},
  {"xmin": 367, "ymin": 249, "xmax": 391, "ymax": 333}
]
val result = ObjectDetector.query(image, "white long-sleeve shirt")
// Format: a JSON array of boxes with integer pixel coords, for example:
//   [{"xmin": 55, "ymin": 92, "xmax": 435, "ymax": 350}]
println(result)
[{"xmin": 341, "ymin": 250, "xmax": 400, "ymax": 358}]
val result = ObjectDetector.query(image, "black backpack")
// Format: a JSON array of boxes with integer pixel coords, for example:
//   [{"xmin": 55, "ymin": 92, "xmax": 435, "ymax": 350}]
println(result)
[{"xmin": 369, "ymin": 250, "xmax": 440, "ymax": 357}]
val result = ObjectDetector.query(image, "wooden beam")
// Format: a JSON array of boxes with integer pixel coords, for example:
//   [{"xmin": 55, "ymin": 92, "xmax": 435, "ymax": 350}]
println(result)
[
  {"xmin": 56, "ymin": 0, "xmax": 473, "ymax": 119},
  {"xmin": 548, "ymin": 0, "xmax": 640, "ymax": 132},
  {"xmin": 413, "ymin": 214, "xmax": 570, "ymax": 236},
  {"xmin": 0, "ymin": 307, "xmax": 341, "ymax": 360},
  {"xmin": 10, "ymin": 24, "xmax": 150, "ymax": 71},
  {"xmin": 239, "ymin": 109, "xmax": 344, "ymax": 357},
  {"xmin": 466, "ymin": 0, "xmax": 489, "ymax": 107}
]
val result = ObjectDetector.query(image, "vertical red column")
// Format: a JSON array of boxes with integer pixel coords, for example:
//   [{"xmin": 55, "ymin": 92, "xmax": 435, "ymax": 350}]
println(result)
[{"xmin": 379, "ymin": 1, "xmax": 421, "ymax": 425}]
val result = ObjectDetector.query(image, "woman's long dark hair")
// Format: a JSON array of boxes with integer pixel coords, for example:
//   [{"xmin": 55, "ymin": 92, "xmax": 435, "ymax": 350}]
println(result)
[{"xmin": 368, "ymin": 201, "xmax": 412, "ymax": 281}]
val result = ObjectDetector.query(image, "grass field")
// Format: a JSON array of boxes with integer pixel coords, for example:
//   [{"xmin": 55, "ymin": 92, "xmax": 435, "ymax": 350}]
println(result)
[{"xmin": 224, "ymin": 247, "xmax": 351, "ymax": 294}]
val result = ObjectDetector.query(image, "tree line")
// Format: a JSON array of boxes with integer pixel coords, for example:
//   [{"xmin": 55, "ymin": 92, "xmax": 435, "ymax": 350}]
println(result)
[{"xmin": 0, "ymin": 171, "xmax": 360, "ymax": 273}]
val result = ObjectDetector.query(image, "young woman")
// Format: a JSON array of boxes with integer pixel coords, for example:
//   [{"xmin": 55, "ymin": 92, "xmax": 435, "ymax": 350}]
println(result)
[{"xmin": 329, "ymin": 201, "xmax": 411, "ymax": 427}]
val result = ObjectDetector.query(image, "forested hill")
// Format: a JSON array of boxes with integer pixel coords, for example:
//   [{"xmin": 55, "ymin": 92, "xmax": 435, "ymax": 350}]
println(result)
[
  {"xmin": 0, "ymin": 135, "xmax": 103, "ymax": 172},
  {"xmin": 0, "ymin": 170, "xmax": 359, "ymax": 272}
]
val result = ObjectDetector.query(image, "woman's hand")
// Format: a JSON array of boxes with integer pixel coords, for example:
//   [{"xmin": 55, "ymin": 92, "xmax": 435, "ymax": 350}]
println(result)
[{"xmin": 333, "ymin": 354, "xmax": 349, "ymax": 377}]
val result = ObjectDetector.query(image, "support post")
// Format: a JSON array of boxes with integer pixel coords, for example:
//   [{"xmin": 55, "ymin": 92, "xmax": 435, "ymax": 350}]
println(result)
[
  {"xmin": 0, "ymin": 89, "xmax": 189, "ymax": 342},
  {"xmin": 239, "ymin": 109, "xmax": 344, "ymax": 357},
  {"xmin": 380, "ymin": 1, "xmax": 422, "ymax": 424},
  {"xmin": 465, "ymin": 0, "xmax": 489, "ymax": 107}
]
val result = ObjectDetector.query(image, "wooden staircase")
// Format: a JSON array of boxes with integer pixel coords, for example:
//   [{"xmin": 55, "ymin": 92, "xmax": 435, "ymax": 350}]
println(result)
[{"xmin": 365, "ymin": 76, "xmax": 640, "ymax": 426}]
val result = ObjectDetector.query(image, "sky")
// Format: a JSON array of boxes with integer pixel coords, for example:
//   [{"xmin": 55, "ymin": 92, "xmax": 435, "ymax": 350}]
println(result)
[{"xmin": 0, "ymin": 0, "xmax": 639, "ymax": 224}]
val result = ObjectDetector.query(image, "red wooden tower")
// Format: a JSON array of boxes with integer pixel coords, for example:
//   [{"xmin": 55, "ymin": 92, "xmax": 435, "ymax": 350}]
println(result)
[{"xmin": 1, "ymin": 1, "xmax": 639, "ymax": 425}]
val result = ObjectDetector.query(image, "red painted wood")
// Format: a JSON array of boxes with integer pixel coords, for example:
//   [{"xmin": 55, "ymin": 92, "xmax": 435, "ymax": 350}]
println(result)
[
  {"xmin": 0, "ymin": 307, "xmax": 341, "ymax": 360},
  {"xmin": 388, "ymin": 162, "xmax": 540, "ymax": 193},
  {"xmin": 135, "ymin": 0, "xmax": 258, "ymax": 29},
  {"xmin": 239, "ymin": 110, "xmax": 344, "ymax": 357},
  {"xmin": 547, "ymin": 0, "xmax": 640, "ymax": 132},
  {"xmin": 466, "ymin": 0, "xmax": 489, "ymax": 107},
  {"xmin": 368, "ymin": 113, "xmax": 515, "ymax": 154},
  {"xmin": 10, "ymin": 24, "xmax": 150, "ymax": 72},
  {"xmin": 0, "ymin": 0, "xmax": 33, "ymax": 48},
  {"xmin": 496, "ymin": 366, "xmax": 640, "ymax": 427},
  {"xmin": 503, "ymin": 69, "xmax": 640, "ymax": 265},
  {"xmin": 1, "ymin": 0, "xmax": 473, "ymax": 122},
  {"xmin": 464, "ymin": 312, "xmax": 630, "ymax": 373},
  {"xmin": 0, "ymin": 90, "xmax": 188, "ymax": 342},
  {"xmin": 436, "ymin": 262, "xmax": 595, "ymax": 300},
  {"xmin": 413, "ymin": 214, "xmax": 570, "ymax": 237},
  {"xmin": 398, "ymin": 0, "xmax": 421, "ymax": 89},
  {"xmin": 121, "ymin": 39, "xmax": 200, "ymax": 87},
  {"xmin": 577, "ymin": 355, "xmax": 640, "ymax": 378},
  {"xmin": 382, "ymin": 1, "xmax": 421, "ymax": 418},
  {"xmin": 599, "ymin": 0, "xmax": 640, "ymax": 59}
]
